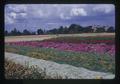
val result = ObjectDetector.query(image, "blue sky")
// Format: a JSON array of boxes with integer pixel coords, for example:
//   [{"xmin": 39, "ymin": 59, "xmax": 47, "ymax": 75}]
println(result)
[{"xmin": 5, "ymin": 4, "xmax": 115, "ymax": 32}]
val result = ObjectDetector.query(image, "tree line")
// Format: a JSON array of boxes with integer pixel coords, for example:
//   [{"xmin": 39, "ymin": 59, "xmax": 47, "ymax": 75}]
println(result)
[{"xmin": 5, "ymin": 24, "xmax": 115, "ymax": 36}]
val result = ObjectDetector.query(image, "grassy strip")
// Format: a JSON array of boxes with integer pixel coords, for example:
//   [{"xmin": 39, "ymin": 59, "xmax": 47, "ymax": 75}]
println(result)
[{"xmin": 5, "ymin": 44, "xmax": 115, "ymax": 73}]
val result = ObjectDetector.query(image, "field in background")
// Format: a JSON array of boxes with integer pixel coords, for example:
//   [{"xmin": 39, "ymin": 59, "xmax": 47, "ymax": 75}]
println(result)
[
  {"xmin": 5, "ymin": 33, "xmax": 115, "ymax": 74},
  {"xmin": 5, "ymin": 33, "xmax": 115, "ymax": 42}
]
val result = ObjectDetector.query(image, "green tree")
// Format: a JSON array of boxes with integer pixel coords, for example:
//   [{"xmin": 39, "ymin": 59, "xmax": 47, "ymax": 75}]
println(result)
[
  {"xmin": 58, "ymin": 26, "xmax": 64, "ymax": 34},
  {"xmin": 68, "ymin": 24, "xmax": 83, "ymax": 33},
  {"xmin": 83, "ymin": 26, "xmax": 93, "ymax": 33},
  {"xmin": 10, "ymin": 28, "xmax": 21, "ymax": 36},
  {"xmin": 23, "ymin": 29, "xmax": 31, "ymax": 35},
  {"xmin": 5, "ymin": 30, "xmax": 8, "ymax": 36},
  {"xmin": 37, "ymin": 29, "xmax": 44, "ymax": 35},
  {"xmin": 96, "ymin": 28, "xmax": 105, "ymax": 33},
  {"xmin": 63, "ymin": 26, "xmax": 68, "ymax": 34},
  {"xmin": 107, "ymin": 26, "xmax": 115, "ymax": 32}
]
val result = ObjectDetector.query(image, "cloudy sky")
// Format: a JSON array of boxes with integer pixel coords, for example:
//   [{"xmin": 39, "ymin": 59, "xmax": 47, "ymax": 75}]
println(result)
[{"xmin": 5, "ymin": 4, "xmax": 115, "ymax": 32}]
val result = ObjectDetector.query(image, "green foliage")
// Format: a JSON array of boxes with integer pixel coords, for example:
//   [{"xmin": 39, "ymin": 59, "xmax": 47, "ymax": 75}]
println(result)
[
  {"xmin": 5, "ymin": 60, "xmax": 65, "ymax": 79},
  {"xmin": 107, "ymin": 27, "xmax": 115, "ymax": 32},
  {"xmin": 37, "ymin": 28, "xmax": 44, "ymax": 35},
  {"xmin": 23, "ymin": 29, "xmax": 31, "ymax": 35},
  {"xmin": 10, "ymin": 28, "xmax": 22, "ymax": 36},
  {"xmin": 5, "ymin": 60, "xmax": 45, "ymax": 79},
  {"xmin": 5, "ymin": 44, "xmax": 115, "ymax": 73},
  {"xmin": 96, "ymin": 28, "xmax": 105, "ymax": 33},
  {"xmin": 5, "ymin": 24, "xmax": 115, "ymax": 36},
  {"xmin": 42, "ymin": 36, "xmax": 114, "ymax": 44}
]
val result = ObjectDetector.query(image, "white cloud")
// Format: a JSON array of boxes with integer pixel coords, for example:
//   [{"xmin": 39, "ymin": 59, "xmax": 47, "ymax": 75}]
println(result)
[
  {"xmin": 60, "ymin": 13, "xmax": 71, "ymax": 20},
  {"xmin": 7, "ymin": 4, "xmax": 27, "ymax": 12},
  {"xmin": 70, "ymin": 8, "xmax": 87, "ymax": 16},
  {"xmin": 19, "ymin": 12, "xmax": 27, "ymax": 17},
  {"xmin": 29, "ymin": 6, "xmax": 51, "ymax": 18},
  {"xmin": 5, "ymin": 15, "xmax": 15, "ymax": 24},
  {"xmin": 70, "ymin": 4, "xmax": 87, "ymax": 8},
  {"xmin": 6, "ymin": 4, "xmax": 88, "ymax": 19},
  {"xmin": 5, "ymin": 11, "xmax": 27, "ymax": 24},
  {"xmin": 9, "ymin": 12, "xmax": 17, "ymax": 19},
  {"xmin": 93, "ymin": 4, "xmax": 114, "ymax": 14},
  {"xmin": 37, "ymin": 10, "xmax": 44, "ymax": 17},
  {"xmin": 5, "ymin": 4, "xmax": 114, "ymax": 25},
  {"xmin": 47, "ymin": 22, "xmax": 57, "ymax": 25}
]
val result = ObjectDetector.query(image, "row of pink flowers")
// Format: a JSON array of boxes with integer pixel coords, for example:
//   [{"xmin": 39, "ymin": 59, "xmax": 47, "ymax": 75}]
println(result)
[
  {"xmin": 47, "ymin": 40, "xmax": 114, "ymax": 44},
  {"xmin": 6, "ymin": 41, "xmax": 115, "ymax": 56}
]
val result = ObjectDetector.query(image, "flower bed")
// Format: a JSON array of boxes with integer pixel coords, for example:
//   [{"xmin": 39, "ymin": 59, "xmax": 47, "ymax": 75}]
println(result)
[
  {"xmin": 8, "ymin": 37, "xmax": 115, "ymax": 56},
  {"xmin": 5, "ymin": 45, "xmax": 115, "ymax": 73},
  {"xmin": 5, "ymin": 36, "xmax": 115, "ymax": 73}
]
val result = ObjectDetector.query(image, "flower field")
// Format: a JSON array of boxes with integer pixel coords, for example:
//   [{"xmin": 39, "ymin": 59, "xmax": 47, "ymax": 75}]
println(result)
[
  {"xmin": 6, "ymin": 36, "xmax": 115, "ymax": 56},
  {"xmin": 5, "ymin": 35, "xmax": 115, "ymax": 73}
]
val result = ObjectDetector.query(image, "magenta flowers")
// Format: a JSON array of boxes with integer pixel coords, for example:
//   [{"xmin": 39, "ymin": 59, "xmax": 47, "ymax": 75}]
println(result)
[{"xmin": 6, "ymin": 41, "xmax": 115, "ymax": 56}]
